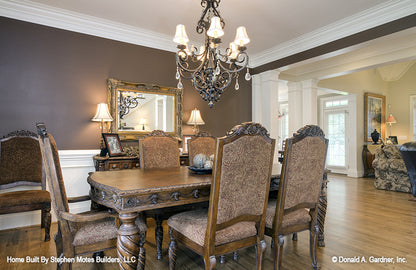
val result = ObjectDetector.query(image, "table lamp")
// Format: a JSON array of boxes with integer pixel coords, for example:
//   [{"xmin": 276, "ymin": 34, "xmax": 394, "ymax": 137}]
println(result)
[
  {"xmin": 92, "ymin": 103, "xmax": 113, "ymax": 156},
  {"xmin": 187, "ymin": 108, "xmax": 205, "ymax": 134},
  {"xmin": 386, "ymin": 114, "xmax": 397, "ymax": 137}
]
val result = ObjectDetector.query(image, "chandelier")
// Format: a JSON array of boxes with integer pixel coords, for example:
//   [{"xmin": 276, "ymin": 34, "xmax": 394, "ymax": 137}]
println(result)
[{"xmin": 173, "ymin": 0, "xmax": 251, "ymax": 108}]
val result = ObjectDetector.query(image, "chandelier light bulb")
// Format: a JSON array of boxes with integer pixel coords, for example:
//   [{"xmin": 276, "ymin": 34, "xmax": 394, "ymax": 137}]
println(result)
[
  {"xmin": 173, "ymin": 24, "xmax": 189, "ymax": 45},
  {"xmin": 234, "ymin": 26, "xmax": 250, "ymax": 46},
  {"xmin": 207, "ymin": 16, "xmax": 224, "ymax": 38},
  {"xmin": 229, "ymin": 42, "xmax": 239, "ymax": 59}
]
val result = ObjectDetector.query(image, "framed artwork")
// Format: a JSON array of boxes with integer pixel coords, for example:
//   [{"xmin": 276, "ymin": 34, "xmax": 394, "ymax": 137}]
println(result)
[
  {"xmin": 364, "ymin": 93, "xmax": 385, "ymax": 142},
  {"xmin": 102, "ymin": 133, "xmax": 124, "ymax": 157},
  {"xmin": 182, "ymin": 135, "xmax": 193, "ymax": 154},
  {"xmin": 389, "ymin": 136, "xmax": 398, "ymax": 145}
]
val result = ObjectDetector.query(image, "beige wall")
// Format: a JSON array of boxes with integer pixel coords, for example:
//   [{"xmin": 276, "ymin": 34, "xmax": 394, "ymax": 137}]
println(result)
[{"xmin": 387, "ymin": 64, "xmax": 416, "ymax": 143}]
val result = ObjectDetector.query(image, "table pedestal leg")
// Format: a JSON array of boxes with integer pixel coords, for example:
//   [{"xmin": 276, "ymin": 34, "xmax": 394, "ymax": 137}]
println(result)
[{"xmin": 117, "ymin": 212, "xmax": 145, "ymax": 270}]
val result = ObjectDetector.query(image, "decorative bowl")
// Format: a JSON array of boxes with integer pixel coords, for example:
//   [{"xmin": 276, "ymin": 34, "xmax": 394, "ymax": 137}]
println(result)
[{"xmin": 188, "ymin": 166, "xmax": 212, "ymax": 175}]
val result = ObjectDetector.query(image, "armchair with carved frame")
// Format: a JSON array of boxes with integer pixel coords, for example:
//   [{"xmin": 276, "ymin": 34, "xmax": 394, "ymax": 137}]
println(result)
[{"xmin": 36, "ymin": 123, "xmax": 146, "ymax": 269}]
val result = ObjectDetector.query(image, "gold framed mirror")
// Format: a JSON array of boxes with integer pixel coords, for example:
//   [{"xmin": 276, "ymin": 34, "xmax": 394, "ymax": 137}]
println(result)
[{"xmin": 107, "ymin": 78, "xmax": 183, "ymax": 141}]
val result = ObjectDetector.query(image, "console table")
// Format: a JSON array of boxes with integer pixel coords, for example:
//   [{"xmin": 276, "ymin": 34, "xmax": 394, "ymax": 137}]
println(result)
[
  {"xmin": 362, "ymin": 144, "xmax": 382, "ymax": 177},
  {"xmin": 93, "ymin": 155, "xmax": 140, "ymax": 171}
]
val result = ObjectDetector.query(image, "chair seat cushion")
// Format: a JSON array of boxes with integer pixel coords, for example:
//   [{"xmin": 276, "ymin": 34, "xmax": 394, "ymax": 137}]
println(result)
[
  {"xmin": 72, "ymin": 216, "xmax": 146, "ymax": 246},
  {"xmin": 265, "ymin": 199, "xmax": 311, "ymax": 229},
  {"xmin": 167, "ymin": 209, "xmax": 256, "ymax": 246},
  {"xmin": 0, "ymin": 190, "xmax": 50, "ymax": 208}
]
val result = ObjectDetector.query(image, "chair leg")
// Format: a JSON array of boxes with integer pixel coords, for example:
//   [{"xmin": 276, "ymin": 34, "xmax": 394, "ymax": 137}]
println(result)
[
  {"xmin": 203, "ymin": 255, "xmax": 216, "ymax": 270},
  {"xmin": 256, "ymin": 239, "xmax": 267, "ymax": 269},
  {"xmin": 155, "ymin": 215, "xmax": 164, "ymax": 260},
  {"xmin": 168, "ymin": 228, "xmax": 177, "ymax": 270},
  {"xmin": 43, "ymin": 207, "xmax": 51, "ymax": 242},
  {"xmin": 310, "ymin": 224, "xmax": 320, "ymax": 269},
  {"xmin": 292, "ymin": 233, "xmax": 297, "ymax": 241},
  {"xmin": 273, "ymin": 235, "xmax": 284, "ymax": 270}
]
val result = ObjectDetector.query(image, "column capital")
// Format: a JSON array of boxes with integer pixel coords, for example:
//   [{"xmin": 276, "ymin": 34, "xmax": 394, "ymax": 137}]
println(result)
[
  {"xmin": 259, "ymin": 69, "xmax": 280, "ymax": 82},
  {"xmin": 301, "ymin": 79, "xmax": 319, "ymax": 89}
]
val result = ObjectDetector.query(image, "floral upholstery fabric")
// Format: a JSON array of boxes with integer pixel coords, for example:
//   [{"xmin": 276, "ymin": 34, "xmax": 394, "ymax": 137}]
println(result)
[
  {"xmin": 372, "ymin": 145, "xmax": 411, "ymax": 193},
  {"xmin": 167, "ymin": 209, "xmax": 256, "ymax": 246},
  {"xmin": 217, "ymin": 135, "xmax": 272, "ymax": 224},
  {"xmin": 140, "ymin": 136, "xmax": 179, "ymax": 169},
  {"xmin": 265, "ymin": 199, "xmax": 311, "ymax": 229},
  {"xmin": 188, "ymin": 137, "xmax": 216, "ymax": 166},
  {"xmin": 0, "ymin": 137, "xmax": 43, "ymax": 185},
  {"xmin": 284, "ymin": 137, "xmax": 327, "ymax": 210}
]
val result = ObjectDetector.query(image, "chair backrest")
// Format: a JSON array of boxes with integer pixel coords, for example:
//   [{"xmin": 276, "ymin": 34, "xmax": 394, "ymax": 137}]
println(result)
[
  {"xmin": 399, "ymin": 142, "xmax": 416, "ymax": 180},
  {"xmin": 139, "ymin": 130, "xmax": 180, "ymax": 169},
  {"xmin": 205, "ymin": 122, "xmax": 275, "ymax": 246},
  {"xmin": 0, "ymin": 130, "xmax": 44, "ymax": 189},
  {"xmin": 275, "ymin": 125, "xmax": 328, "ymax": 226},
  {"xmin": 36, "ymin": 123, "xmax": 70, "ymax": 217},
  {"xmin": 188, "ymin": 131, "xmax": 216, "ymax": 166}
]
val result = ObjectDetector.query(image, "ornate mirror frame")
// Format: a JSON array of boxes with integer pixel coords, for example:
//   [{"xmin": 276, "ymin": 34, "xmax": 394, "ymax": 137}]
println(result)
[{"xmin": 107, "ymin": 78, "xmax": 183, "ymax": 141}]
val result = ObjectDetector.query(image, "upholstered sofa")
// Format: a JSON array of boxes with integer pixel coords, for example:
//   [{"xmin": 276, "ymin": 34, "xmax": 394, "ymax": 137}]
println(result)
[{"xmin": 372, "ymin": 145, "xmax": 411, "ymax": 193}]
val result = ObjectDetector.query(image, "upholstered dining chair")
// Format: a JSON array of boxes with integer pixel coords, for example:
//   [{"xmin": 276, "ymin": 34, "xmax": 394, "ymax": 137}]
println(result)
[
  {"xmin": 265, "ymin": 125, "xmax": 328, "ymax": 270},
  {"xmin": 139, "ymin": 130, "xmax": 180, "ymax": 259},
  {"xmin": 399, "ymin": 142, "xmax": 416, "ymax": 201},
  {"xmin": 0, "ymin": 129, "xmax": 51, "ymax": 242},
  {"xmin": 36, "ymin": 123, "xmax": 146, "ymax": 269},
  {"xmin": 188, "ymin": 131, "xmax": 216, "ymax": 166},
  {"xmin": 168, "ymin": 122, "xmax": 275, "ymax": 270}
]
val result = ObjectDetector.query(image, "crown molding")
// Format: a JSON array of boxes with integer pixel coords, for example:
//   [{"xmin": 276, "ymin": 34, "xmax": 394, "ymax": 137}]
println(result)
[
  {"xmin": 1, "ymin": 0, "xmax": 415, "ymax": 68},
  {"xmin": 250, "ymin": 0, "xmax": 416, "ymax": 68},
  {"xmin": 0, "ymin": 0, "xmax": 177, "ymax": 53}
]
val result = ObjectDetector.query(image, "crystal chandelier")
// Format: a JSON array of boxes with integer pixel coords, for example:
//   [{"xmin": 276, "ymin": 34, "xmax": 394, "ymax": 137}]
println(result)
[{"xmin": 173, "ymin": 0, "xmax": 251, "ymax": 108}]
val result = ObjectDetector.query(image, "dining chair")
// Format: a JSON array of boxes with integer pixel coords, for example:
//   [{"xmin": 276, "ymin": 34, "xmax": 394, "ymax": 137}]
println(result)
[
  {"xmin": 36, "ymin": 123, "xmax": 146, "ymax": 270},
  {"xmin": 0, "ymin": 129, "xmax": 51, "ymax": 242},
  {"xmin": 188, "ymin": 131, "xmax": 216, "ymax": 167},
  {"xmin": 265, "ymin": 125, "xmax": 328, "ymax": 270},
  {"xmin": 168, "ymin": 122, "xmax": 275, "ymax": 269},
  {"xmin": 139, "ymin": 130, "xmax": 181, "ymax": 259}
]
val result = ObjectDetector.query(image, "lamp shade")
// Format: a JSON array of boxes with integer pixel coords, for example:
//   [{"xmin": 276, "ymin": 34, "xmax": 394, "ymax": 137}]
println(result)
[
  {"xmin": 187, "ymin": 108, "xmax": 205, "ymax": 125},
  {"xmin": 234, "ymin": 26, "xmax": 250, "ymax": 46},
  {"xmin": 386, "ymin": 114, "xmax": 397, "ymax": 124},
  {"xmin": 173, "ymin": 24, "xmax": 189, "ymax": 45},
  {"xmin": 92, "ymin": 103, "xmax": 113, "ymax": 122},
  {"xmin": 207, "ymin": 16, "xmax": 224, "ymax": 38}
]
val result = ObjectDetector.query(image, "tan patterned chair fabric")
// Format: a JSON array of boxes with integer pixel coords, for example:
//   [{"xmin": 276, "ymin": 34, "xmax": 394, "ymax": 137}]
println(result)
[
  {"xmin": 188, "ymin": 132, "xmax": 216, "ymax": 166},
  {"xmin": 168, "ymin": 122, "xmax": 275, "ymax": 270},
  {"xmin": 0, "ymin": 130, "xmax": 51, "ymax": 242},
  {"xmin": 265, "ymin": 125, "xmax": 328, "ymax": 270},
  {"xmin": 139, "ymin": 130, "xmax": 179, "ymax": 168},
  {"xmin": 36, "ymin": 123, "xmax": 146, "ymax": 268}
]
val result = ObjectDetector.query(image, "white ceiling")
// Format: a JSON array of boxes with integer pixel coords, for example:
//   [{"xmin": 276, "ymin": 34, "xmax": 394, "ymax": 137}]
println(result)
[
  {"xmin": 1, "ymin": 0, "xmax": 415, "ymax": 65},
  {"xmin": 0, "ymin": 0, "xmax": 415, "ymax": 79}
]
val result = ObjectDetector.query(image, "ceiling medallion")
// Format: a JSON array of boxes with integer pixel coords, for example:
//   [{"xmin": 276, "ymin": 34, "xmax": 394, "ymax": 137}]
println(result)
[{"xmin": 173, "ymin": 0, "xmax": 251, "ymax": 108}]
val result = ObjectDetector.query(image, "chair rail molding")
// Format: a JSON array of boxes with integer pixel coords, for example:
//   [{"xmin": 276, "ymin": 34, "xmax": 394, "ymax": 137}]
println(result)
[{"xmin": 0, "ymin": 149, "xmax": 99, "ymax": 230}]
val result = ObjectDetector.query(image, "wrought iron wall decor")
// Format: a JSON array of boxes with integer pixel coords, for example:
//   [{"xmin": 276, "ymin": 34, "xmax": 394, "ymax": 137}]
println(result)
[
  {"xmin": 119, "ymin": 92, "xmax": 145, "ymax": 119},
  {"xmin": 173, "ymin": 0, "xmax": 251, "ymax": 108}
]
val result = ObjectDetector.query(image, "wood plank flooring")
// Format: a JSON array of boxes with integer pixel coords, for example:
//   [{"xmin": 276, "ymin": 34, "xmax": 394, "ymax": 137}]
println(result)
[{"xmin": 1, "ymin": 174, "xmax": 415, "ymax": 269}]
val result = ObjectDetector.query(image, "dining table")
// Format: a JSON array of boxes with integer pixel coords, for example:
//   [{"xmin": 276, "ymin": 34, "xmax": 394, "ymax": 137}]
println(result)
[{"xmin": 87, "ymin": 164, "xmax": 328, "ymax": 270}]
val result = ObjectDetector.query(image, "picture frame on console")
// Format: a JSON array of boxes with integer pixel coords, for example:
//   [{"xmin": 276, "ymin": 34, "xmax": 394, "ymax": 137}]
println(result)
[
  {"xmin": 102, "ymin": 133, "xmax": 124, "ymax": 157},
  {"xmin": 182, "ymin": 135, "xmax": 193, "ymax": 154},
  {"xmin": 364, "ymin": 92, "xmax": 386, "ymax": 143}
]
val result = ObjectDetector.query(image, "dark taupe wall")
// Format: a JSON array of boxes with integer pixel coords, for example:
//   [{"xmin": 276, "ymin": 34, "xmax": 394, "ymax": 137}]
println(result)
[{"xmin": 0, "ymin": 17, "xmax": 252, "ymax": 149}]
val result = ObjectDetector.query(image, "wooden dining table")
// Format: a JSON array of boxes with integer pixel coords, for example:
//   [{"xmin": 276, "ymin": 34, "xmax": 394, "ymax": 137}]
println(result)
[{"xmin": 87, "ymin": 165, "xmax": 328, "ymax": 270}]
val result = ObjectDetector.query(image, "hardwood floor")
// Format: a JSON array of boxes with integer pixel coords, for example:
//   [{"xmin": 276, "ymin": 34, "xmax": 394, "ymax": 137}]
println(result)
[{"xmin": 1, "ymin": 174, "xmax": 415, "ymax": 269}]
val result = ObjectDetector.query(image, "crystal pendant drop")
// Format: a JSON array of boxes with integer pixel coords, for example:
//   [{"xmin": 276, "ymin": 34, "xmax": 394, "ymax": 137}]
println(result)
[
  {"xmin": 175, "ymin": 69, "xmax": 180, "ymax": 80},
  {"xmin": 215, "ymin": 62, "xmax": 220, "ymax": 75},
  {"xmin": 245, "ymin": 68, "xmax": 251, "ymax": 81},
  {"xmin": 235, "ymin": 80, "xmax": 240, "ymax": 90},
  {"xmin": 177, "ymin": 79, "xmax": 183, "ymax": 89}
]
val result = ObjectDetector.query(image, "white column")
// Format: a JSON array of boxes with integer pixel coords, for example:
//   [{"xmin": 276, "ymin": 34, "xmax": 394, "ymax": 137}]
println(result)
[
  {"xmin": 301, "ymin": 79, "xmax": 318, "ymax": 125},
  {"xmin": 287, "ymin": 82, "xmax": 302, "ymax": 135},
  {"xmin": 252, "ymin": 70, "xmax": 280, "ymax": 163}
]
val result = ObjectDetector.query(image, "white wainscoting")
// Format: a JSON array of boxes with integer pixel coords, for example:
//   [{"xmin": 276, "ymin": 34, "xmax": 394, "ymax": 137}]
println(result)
[{"xmin": 0, "ymin": 149, "xmax": 99, "ymax": 231}]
